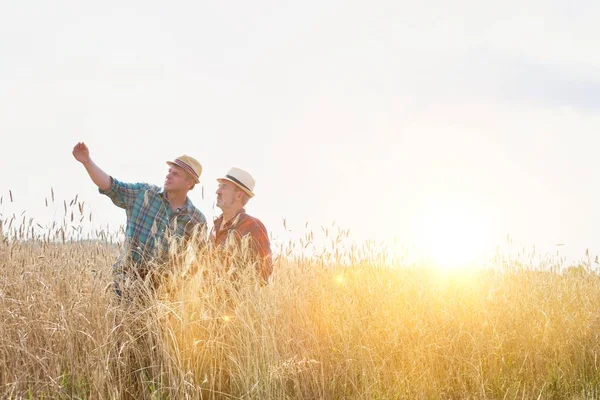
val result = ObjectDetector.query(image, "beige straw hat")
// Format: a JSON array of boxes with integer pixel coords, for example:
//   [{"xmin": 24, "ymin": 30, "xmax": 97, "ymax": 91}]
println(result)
[
  {"xmin": 217, "ymin": 167, "xmax": 255, "ymax": 198},
  {"xmin": 166, "ymin": 155, "xmax": 202, "ymax": 184}
]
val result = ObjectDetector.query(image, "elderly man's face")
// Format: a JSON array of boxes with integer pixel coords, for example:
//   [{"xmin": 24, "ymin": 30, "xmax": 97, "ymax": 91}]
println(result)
[
  {"xmin": 216, "ymin": 181, "xmax": 242, "ymax": 210},
  {"xmin": 164, "ymin": 165, "xmax": 193, "ymax": 192}
]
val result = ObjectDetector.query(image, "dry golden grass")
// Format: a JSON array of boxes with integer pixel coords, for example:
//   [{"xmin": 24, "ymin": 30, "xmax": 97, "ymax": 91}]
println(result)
[{"xmin": 2, "ymin": 200, "xmax": 600, "ymax": 399}]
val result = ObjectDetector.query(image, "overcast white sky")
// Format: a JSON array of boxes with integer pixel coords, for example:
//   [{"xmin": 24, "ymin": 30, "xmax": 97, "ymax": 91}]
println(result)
[{"xmin": 1, "ymin": 1, "xmax": 599, "ymax": 266}]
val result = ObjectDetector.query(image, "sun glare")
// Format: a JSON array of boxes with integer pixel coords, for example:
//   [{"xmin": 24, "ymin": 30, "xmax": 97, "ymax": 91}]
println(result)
[
  {"xmin": 222, "ymin": 315, "xmax": 232, "ymax": 323},
  {"xmin": 415, "ymin": 203, "xmax": 492, "ymax": 270}
]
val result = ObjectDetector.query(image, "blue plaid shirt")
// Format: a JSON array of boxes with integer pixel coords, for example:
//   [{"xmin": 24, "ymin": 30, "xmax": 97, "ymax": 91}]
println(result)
[{"xmin": 100, "ymin": 177, "xmax": 207, "ymax": 265}]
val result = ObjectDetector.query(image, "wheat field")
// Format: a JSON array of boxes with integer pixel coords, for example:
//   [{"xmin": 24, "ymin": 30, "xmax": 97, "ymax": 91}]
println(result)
[{"xmin": 2, "ymin": 197, "xmax": 600, "ymax": 399}]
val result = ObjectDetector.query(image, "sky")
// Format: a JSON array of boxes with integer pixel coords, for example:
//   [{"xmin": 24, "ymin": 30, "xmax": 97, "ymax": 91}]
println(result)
[{"xmin": 1, "ymin": 1, "xmax": 599, "ymax": 267}]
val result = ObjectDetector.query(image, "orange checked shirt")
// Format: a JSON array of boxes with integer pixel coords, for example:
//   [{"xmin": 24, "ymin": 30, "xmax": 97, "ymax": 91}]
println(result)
[{"xmin": 210, "ymin": 209, "xmax": 273, "ymax": 283}]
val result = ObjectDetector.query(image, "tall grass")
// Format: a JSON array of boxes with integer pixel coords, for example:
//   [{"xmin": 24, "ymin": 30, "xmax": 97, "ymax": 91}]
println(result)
[{"xmin": 2, "ymin": 195, "xmax": 600, "ymax": 398}]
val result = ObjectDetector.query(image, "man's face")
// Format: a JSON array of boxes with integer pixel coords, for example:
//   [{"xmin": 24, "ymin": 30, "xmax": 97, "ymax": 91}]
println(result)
[
  {"xmin": 216, "ymin": 181, "xmax": 241, "ymax": 210},
  {"xmin": 164, "ymin": 165, "xmax": 193, "ymax": 192}
]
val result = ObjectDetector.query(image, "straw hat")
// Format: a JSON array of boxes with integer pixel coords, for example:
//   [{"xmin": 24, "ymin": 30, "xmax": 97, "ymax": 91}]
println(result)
[
  {"xmin": 217, "ymin": 167, "xmax": 255, "ymax": 198},
  {"xmin": 166, "ymin": 155, "xmax": 202, "ymax": 183}
]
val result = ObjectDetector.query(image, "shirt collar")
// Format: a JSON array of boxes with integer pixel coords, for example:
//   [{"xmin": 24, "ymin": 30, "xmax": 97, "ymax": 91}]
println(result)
[
  {"xmin": 215, "ymin": 208, "xmax": 246, "ymax": 229},
  {"xmin": 159, "ymin": 189, "xmax": 193, "ymax": 214}
]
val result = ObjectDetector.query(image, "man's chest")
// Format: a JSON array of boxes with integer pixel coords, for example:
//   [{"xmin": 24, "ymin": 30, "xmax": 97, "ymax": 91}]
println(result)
[
  {"xmin": 213, "ymin": 223, "xmax": 252, "ymax": 246},
  {"xmin": 130, "ymin": 195, "xmax": 190, "ymax": 236}
]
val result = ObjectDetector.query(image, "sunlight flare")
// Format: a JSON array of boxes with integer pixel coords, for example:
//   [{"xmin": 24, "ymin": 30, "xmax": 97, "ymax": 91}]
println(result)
[{"xmin": 415, "ymin": 202, "xmax": 493, "ymax": 270}]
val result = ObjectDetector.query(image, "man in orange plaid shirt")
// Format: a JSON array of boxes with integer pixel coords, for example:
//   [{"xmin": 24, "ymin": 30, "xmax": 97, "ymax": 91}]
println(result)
[{"xmin": 210, "ymin": 167, "xmax": 272, "ymax": 284}]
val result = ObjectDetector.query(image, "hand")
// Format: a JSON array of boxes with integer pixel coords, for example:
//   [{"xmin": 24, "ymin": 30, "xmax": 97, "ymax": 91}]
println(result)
[{"xmin": 72, "ymin": 142, "xmax": 91, "ymax": 164}]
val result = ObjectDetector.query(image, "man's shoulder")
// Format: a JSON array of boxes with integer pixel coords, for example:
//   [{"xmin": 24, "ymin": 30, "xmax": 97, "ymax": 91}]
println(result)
[
  {"xmin": 238, "ymin": 213, "xmax": 268, "ymax": 233},
  {"xmin": 115, "ymin": 179, "xmax": 159, "ymax": 192},
  {"xmin": 139, "ymin": 184, "xmax": 163, "ymax": 199},
  {"xmin": 101, "ymin": 178, "xmax": 158, "ymax": 194},
  {"xmin": 146, "ymin": 184, "xmax": 162, "ymax": 193}
]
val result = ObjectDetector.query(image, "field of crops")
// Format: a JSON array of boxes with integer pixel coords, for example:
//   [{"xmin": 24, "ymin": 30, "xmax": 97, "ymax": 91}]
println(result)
[{"xmin": 2, "ymin": 207, "xmax": 600, "ymax": 399}]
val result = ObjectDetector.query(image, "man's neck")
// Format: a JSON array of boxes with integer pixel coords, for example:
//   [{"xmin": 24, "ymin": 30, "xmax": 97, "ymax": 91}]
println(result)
[
  {"xmin": 165, "ymin": 190, "xmax": 188, "ymax": 211},
  {"xmin": 221, "ymin": 206, "xmax": 244, "ymax": 226}
]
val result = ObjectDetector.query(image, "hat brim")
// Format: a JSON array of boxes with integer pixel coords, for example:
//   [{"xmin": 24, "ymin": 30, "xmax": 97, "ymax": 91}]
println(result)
[
  {"xmin": 167, "ymin": 161, "xmax": 200, "ymax": 183},
  {"xmin": 217, "ymin": 177, "xmax": 255, "ymax": 198}
]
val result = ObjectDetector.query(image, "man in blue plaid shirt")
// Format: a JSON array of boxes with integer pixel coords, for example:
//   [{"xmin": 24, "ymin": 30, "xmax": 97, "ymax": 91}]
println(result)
[{"xmin": 72, "ymin": 142, "xmax": 207, "ymax": 297}]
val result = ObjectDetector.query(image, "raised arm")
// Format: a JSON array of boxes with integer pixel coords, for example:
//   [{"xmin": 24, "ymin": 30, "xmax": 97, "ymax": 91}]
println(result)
[{"xmin": 72, "ymin": 142, "xmax": 112, "ymax": 191}]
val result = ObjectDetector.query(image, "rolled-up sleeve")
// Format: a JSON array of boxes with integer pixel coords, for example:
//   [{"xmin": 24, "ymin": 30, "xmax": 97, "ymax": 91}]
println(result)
[{"xmin": 99, "ymin": 177, "xmax": 150, "ymax": 210}]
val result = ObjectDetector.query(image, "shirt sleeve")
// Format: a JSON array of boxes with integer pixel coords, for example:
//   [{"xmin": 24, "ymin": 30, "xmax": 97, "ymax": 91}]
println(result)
[
  {"xmin": 99, "ymin": 177, "xmax": 151, "ymax": 210},
  {"xmin": 247, "ymin": 219, "xmax": 273, "ymax": 283},
  {"xmin": 184, "ymin": 211, "xmax": 208, "ymax": 245}
]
